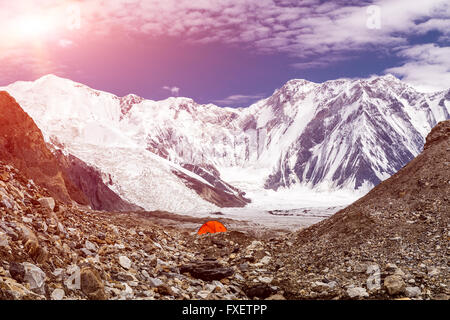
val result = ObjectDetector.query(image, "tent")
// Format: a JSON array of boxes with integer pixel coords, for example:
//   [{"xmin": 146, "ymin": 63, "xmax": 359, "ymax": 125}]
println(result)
[{"xmin": 197, "ymin": 220, "xmax": 227, "ymax": 235}]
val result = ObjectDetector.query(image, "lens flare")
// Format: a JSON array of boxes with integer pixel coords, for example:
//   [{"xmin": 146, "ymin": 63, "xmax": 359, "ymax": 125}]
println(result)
[{"xmin": 15, "ymin": 14, "xmax": 54, "ymax": 39}]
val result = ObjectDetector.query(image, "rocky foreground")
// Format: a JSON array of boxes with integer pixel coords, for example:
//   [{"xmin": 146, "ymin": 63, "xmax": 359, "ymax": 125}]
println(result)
[{"xmin": 0, "ymin": 121, "xmax": 449, "ymax": 300}]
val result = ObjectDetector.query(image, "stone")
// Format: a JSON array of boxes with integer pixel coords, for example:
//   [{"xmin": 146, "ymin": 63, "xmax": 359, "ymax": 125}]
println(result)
[
  {"xmin": 197, "ymin": 290, "xmax": 210, "ymax": 299},
  {"xmin": 259, "ymin": 256, "xmax": 271, "ymax": 265},
  {"xmin": 385, "ymin": 263, "xmax": 398, "ymax": 272},
  {"xmin": 0, "ymin": 277, "xmax": 43, "ymax": 300},
  {"xmin": 427, "ymin": 267, "xmax": 439, "ymax": 277},
  {"xmin": 25, "ymin": 240, "xmax": 48, "ymax": 264},
  {"xmin": 120, "ymin": 283, "xmax": 134, "ymax": 299},
  {"xmin": 38, "ymin": 197, "xmax": 55, "ymax": 211},
  {"xmin": 258, "ymin": 276, "xmax": 273, "ymax": 284},
  {"xmin": 312, "ymin": 281, "xmax": 337, "ymax": 292},
  {"xmin": 51, "ymin": 288, "xmax": 65, "ymax": 300},
  {"xmin": 405, "ymin": 286, "xmax": 421, "ymax": 298},
  {"xmin": 85, "ymin": 240, "xmax": 98, "ymax": 252},
  {"xmin": 266, "ymin": 294, "xmax": 286, "ymax": 300},
  {"xmin": 80, "ymin": 267, "xmax": 105, "ymax": 300},
  {"xmin": 347, "ymin": 287, "xmax": 369, "ymax": 298},
  {"xmin": 148, "ymin": 277, "xmax": 164, "ymax": 287},
  {"xmin": 244, "ymin": 284, "xmax": 275, "ymax": 299},
  {"xmin": 0, "ymin": 231, "xmax": 8, "ymax": 247},
  {"xmin": 119, "ymin": 255, "xmax": 132, "ymax": 269},
  {"xmin": 180, "ymin": 261, "xmax": 234, "ymax": 281},
  {"xmin": 384, "ymin": 275, "xmax": 405, "ymax": 296},
  {"xmin": 9, "ymin": 261, "xmax": 25, "ymax": 283},
  {"xmin": 22, "ymin": 262, "xmax": 46, "ymax": 294}
]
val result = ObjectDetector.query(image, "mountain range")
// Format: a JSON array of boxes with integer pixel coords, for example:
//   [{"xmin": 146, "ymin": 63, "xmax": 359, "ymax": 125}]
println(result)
[{"xmin": 1, "ymin": 74, "xmax": 449, "ymax": 213}]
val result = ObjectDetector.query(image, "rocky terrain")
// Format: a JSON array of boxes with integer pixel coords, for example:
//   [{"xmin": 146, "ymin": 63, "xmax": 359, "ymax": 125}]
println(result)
[{"xmin": 0, "ymin": 120, "xmax": 448, "ymax": 300}]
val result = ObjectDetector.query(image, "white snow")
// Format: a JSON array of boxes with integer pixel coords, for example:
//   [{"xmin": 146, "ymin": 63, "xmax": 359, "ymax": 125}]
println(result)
[{"xmin": 1, "ymin": 74, "xmax": 448, "ymax": 228}]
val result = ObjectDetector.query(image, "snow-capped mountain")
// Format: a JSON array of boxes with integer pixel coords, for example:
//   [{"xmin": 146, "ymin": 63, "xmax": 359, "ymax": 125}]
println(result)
[{"xmin": 2, "ymin": 74, "xmax": 448, "ymax": 213}]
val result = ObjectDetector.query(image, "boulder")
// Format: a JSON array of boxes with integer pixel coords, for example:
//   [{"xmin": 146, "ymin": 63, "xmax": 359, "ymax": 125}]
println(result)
[
  {"xmin": 119, "ymin": 255, "xmax": 132, "ymax": 270},
  {"xmin": 38, "ymin": 197, "xmax": 56, "ymax": 211},
  {"xmin": 80, "ymin": 267, "xmax": 105, "ymax": 300},
  {"xmin": 9, "ymin": 261, "xmax": 25, "ymax": 283},
  {"xmin": 347, "ymin": 286, "xmax": 369, "ymax": 298},
  {"xmin": 180, "ymin": 261, "xmax": 234, "ymax": 281},
  {"xmin": 22, "ymin": 262, "xmax": 46, "ymax": 294},
  {"xmin": 51, "ymin": 288, "xmax": 65, "ymax": 300},
  {"xmin": 384, "ymin": 275, "xmax": 405, "ymax": 296}
]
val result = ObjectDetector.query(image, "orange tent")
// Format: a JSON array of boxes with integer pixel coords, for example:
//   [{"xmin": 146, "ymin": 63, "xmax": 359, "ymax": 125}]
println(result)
[{"xmin": 197, "ymin": 221, "xmax": 227, "ymax": 235}]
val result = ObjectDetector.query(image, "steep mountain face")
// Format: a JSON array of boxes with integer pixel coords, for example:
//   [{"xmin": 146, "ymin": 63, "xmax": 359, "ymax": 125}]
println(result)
[
  {"xmin": 2, "ymin": 75, "xmax": 448, "ymax": 212},
  {"xmin": 264, "ymin": 76, "xmax": 449, "ymax": 190},
  {"xmin": 0, "ymin": 91, "xmax": 87, "ymax": 205}
]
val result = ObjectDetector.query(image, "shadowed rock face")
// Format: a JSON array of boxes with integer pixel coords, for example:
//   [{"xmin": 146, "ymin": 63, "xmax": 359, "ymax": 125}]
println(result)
[
  {"xmin": 53, "ymin": 151, "xmax": 143, "ymax": 212},
  {"xmin": 171, "ymin": 169, "xmax": 250, "ymax": 208},
  {"xmin": 0, "ymin": 91, "xmax": 88, "ymax": 205}
]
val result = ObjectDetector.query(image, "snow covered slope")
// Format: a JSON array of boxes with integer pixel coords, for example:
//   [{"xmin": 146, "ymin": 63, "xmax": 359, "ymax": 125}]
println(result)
[{"xmin": 2, "ymin": 74, "xmax": 449, "ymax": 212}]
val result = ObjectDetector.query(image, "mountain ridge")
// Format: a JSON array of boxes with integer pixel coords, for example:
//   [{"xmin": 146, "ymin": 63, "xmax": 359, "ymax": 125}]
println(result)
[{"xmin": 2, "ymin": 75, "xmax": 448, "ymax": 212}]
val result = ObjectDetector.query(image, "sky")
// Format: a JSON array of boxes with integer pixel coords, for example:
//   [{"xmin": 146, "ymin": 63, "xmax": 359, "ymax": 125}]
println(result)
[{"xmin": 0, "ymin": 0, "xmax": 449, "ymax": 107}]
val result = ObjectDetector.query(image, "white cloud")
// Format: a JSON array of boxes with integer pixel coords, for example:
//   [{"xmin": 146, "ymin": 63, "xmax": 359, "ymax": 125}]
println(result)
[
  {"xmin": 0, "ymin": 0, "xmax": 449, "ymax": 89},
  {"xmin": 385, "ymin": 44, "xmax": 450, "ymax": 92},
  {"xmin": 214, "ymin": 94, "xmax": 266, "ymax": 107},
  {"xmin": 163, "ymin": 86, "xmax": 180, "ymax": 96}
]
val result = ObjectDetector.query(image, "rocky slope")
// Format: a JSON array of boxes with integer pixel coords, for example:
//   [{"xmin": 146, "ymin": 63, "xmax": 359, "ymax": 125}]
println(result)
[
  {"xmin": 267, "ymin": 120, "xmax": 450, "ymax": 299},
  {"xmin": 0, "ymin": 161, "xmax": 278, "ymax": 300},
  {"xmin": 0, "ymin": 121, "xmax": 448, "ymax": 300},
  {"xmin": 0, "ymin": 91, "xmax": 88, "ymax": 205}
]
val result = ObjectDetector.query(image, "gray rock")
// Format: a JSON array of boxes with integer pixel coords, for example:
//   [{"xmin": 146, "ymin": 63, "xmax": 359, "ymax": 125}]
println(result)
[
  {"xmin": 85, "ymin": 240, "xmax": 98, "ymax": 252},
  {"xmin": 119, "ymin": 255, "xmax": 132, "ymax": 269},
  {"xmin": 347, "ymin": 287, "xmax": 369, "ymax": 298},
  {"xmin": 384, "ymin": 275, "xmax": 405, "ymax": 296},
  {"xmin": 51, "ymin": 288, "xmax": 65, "ymax": 300},
  {"xmin": 258, "ymin": 276, "xmax": 273, "ymax": 284},
  {"xmin": 405, "ymin": 286, "xmax": 421, "ymax": 298},
  {"xmin": 148, "ymin": 277, "xmax": 164, "ymax": 287},
  {"xmin": 0, "ymin": 231, "xmax": 8, "ymax": 247},
  {"xmin": 427, "ymin": 267, "xmax": 439, "ymax": 277},
  {"xmin": 38, "ymin": 197, "xmax": 55, "ymax": 211},
  {"xmin": 22, "ymin": 262, "xmax": 46, "ymax": 294}
]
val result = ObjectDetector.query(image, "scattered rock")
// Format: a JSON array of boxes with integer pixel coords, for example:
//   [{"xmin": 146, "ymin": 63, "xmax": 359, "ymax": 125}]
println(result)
[
  {"xmin": 51, "ymin": 288, "xmax": 65, "ymax": 300},
  {"xmin": 180, "ymin": 261, "xmax": 234, "ymax": 281},
  {"xmin": 384, "ymin": 275, "xmax": 405, "ymax": 296},
  {"xmin": 347, "ymin": 286, "xmax": 369, "ymax": 299},
  {"xmin": 119, "ymin": 256, "xmax": 132, "ymax": 270},
  {"xmin": 405, "ymin": 286, "xmax": 421, "ymax": 298},
  {"xmin": 243, "ymin": 284, "xmax": 275, "ymax": 299},
  {"xmin": 22, "ymin": 262, "xmax": 46, "ymax": 294},
  {"xmin": 80, "ymin": 267, "xmax": 105, "ymax": 300},
  {"xmin": 38, "ymin": 197, "xmax": 55, "ymax": 212},
  {"xmin": 9, "ymin": 261, "xmax": 25, "ymax": 283}
]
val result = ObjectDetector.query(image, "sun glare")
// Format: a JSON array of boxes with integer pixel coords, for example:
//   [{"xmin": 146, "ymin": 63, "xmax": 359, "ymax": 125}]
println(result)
[{"xmin": 15, "ymin": 14, "xmax": 54, "ymax": 39}]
